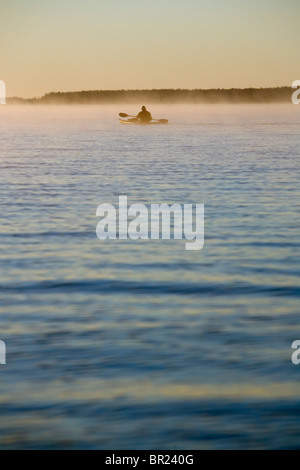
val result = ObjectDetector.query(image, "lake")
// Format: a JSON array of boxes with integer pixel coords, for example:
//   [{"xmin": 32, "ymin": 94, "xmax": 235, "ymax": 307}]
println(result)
[{"xmin": 0, "ymin": 104, "xmax": 299, "ymax": 449}]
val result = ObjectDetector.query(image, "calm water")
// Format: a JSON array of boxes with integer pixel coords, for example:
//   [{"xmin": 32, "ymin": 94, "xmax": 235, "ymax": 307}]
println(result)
[{"xmin": 0, "ymin": 104, "xmax": 299, "ymax": 449}]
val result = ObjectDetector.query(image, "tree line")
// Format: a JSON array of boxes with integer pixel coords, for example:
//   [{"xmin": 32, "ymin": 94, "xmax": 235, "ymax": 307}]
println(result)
[{"xmin": 8, "ymin": 87, "xmax": 292, "ymax": 104}]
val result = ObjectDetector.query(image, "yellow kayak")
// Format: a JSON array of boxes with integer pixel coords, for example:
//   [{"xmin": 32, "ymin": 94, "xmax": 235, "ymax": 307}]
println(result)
[{"xmin": 119, "ymin": 118, "xmax": 168, "ymax": 125}]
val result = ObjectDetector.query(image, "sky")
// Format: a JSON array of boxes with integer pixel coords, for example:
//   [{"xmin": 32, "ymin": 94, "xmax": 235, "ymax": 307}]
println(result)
[{"xmin": 0, "ymin": 0, "xmax": 299, "ymax": 98}]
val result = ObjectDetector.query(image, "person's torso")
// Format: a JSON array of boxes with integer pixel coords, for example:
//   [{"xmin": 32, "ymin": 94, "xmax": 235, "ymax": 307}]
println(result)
[{"xmin": 138, "ymin": 111, "xmax": 152, "ymax": 122}]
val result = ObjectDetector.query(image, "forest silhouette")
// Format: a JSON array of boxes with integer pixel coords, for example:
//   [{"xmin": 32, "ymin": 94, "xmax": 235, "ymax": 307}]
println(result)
[{"xmin": 8, "ymin": 87, "xmax": 291, "ymax": 104}]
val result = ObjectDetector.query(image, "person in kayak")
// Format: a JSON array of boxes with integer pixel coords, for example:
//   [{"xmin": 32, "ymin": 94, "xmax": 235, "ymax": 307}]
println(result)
[{"xmin": 137, "ymin": 106, "xmax": 152, "ymax": 123}]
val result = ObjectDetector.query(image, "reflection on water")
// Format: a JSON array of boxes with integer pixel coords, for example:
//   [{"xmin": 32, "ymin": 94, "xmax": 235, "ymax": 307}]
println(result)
[{"xmin": 0, "ymin": 104, "xmax": 299, "ymax": 449}]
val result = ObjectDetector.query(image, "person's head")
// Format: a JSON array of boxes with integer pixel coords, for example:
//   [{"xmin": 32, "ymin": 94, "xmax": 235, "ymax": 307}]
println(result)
[{"xmin": 142, "ymin": 106, "xmax": 146, "ymax": 111}]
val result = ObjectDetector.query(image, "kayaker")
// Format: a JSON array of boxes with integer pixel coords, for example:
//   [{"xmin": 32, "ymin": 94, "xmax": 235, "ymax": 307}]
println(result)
[{"xmin": 137, "ymin": 106, "xmax": 152, "ymax": 123}]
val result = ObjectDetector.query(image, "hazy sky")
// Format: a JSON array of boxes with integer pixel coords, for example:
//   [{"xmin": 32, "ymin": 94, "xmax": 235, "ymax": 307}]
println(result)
[{"xmin": 1, "ymin": 0, "xmax": 299, "ymax": 97}]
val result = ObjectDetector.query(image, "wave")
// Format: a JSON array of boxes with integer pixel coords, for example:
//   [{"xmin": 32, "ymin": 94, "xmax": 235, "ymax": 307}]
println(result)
[{"xmin": 0, "ymin": 279, "xmax": 299, "ymax": 298}]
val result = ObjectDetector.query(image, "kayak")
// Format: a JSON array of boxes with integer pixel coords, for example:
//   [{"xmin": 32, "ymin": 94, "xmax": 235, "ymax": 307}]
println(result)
[{"xmin": 119, "ymin": 118, "xmax": 168, "ymax": 125}]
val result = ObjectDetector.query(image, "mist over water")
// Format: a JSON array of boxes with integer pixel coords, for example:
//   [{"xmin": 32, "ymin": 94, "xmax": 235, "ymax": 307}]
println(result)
[{"xmin": 0, "ymin": 104, "xmax": 300, "ymax": 449}]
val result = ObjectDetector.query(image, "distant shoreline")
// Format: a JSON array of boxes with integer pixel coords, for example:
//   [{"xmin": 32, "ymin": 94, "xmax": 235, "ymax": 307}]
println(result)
[{"xmin": 7, "ymin": 87, "xmax": 292, "ymax": 104}]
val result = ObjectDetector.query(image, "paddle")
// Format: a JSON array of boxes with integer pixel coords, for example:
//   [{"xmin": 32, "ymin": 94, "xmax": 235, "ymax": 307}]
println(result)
[{"xmin": 119, "ymin": 113, "xmax": 168, "ymax": 123}]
